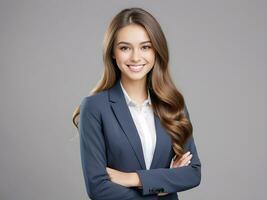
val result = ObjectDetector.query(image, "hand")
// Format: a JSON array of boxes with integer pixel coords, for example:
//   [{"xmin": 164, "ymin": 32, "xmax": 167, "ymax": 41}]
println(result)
[
  {"xmin": 106, "ymin": 167, "xmax": 139, "ymax": 187},
  {"xmin": 158, "ymin": 151, "xmax": 193, "ymax": 197},
  {"xmin": 171, "ymin": 151, "xmax": 192, "ymax": 168}
]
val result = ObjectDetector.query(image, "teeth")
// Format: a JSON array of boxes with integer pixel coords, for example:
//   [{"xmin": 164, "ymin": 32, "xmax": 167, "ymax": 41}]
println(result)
[
  {"xmin": 128, "ymin": 65, "xmax": 144, "ymax": 67},
  {"xmin": 127, "ymin": 64, "xmax": 145, "ymax": 72}
]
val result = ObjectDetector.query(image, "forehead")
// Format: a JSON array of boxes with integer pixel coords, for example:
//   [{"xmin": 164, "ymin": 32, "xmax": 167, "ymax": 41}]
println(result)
[{"xmin": 115, "ymin": 24, "xmax": 150, "ymax": 44}]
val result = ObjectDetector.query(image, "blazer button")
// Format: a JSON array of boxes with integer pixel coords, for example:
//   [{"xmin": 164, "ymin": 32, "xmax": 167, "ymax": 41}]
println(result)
[{"xmin": 149, "ymin": 188, "xmax": 155, "ymax": 193}]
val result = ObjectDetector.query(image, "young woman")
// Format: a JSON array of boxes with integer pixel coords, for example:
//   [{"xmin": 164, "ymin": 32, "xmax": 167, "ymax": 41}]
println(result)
[{"xmin": 72, "ymin": 7, "xmax": 201, "ymax": 200}]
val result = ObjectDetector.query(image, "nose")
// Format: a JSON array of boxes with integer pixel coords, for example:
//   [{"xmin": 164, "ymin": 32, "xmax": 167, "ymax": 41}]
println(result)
[{"xmin": 130, "ymin": 48, "xmax": 141, "ymax": 62}]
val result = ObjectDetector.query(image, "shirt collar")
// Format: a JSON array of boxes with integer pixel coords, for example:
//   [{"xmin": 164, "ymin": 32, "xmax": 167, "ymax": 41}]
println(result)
[{"xmin": 120, "ymin": 80, "xmax": 151, "ymax": 107}]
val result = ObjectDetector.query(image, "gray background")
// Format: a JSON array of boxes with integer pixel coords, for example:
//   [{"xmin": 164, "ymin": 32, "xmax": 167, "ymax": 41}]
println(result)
[{"xmin": 1, "ymin": 0, "xmax": 266, "ymax": 199}]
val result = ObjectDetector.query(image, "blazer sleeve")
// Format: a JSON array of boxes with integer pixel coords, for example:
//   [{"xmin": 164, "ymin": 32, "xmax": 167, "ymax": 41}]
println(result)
[
  {"xmin": 79, "ymin": 97, "xmax": 156, "ymax": 200},
  {"xmin": 135, "ymin": 103, "xmax": 201, "ymax": 196}
]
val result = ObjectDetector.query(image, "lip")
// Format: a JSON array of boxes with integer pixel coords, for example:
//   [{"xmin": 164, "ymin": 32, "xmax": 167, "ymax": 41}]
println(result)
[
  {"xmin": 127, "ymin": 64, "xmax": 145, "ymax": 72},
  {"xmin": 127, "ymin": 64, "xmax": 146, "ymax": 66}
]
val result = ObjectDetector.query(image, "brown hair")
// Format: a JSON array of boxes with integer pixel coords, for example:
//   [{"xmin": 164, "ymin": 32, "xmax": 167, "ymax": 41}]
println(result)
[{"xmin": 72, "ymin": 7, "xmax": 192, "ymax": 161}]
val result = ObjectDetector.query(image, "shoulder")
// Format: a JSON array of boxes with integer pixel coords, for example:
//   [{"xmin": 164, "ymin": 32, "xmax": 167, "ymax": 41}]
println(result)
[{"xmin": 80, "ymin": 90, "xmax": 108, "ymax": 115}]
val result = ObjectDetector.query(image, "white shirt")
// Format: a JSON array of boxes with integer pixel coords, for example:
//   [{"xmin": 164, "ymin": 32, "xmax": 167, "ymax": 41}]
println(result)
[{"xmin": 120, "ymin": 81, "xmax": 157, "ymax": 169}]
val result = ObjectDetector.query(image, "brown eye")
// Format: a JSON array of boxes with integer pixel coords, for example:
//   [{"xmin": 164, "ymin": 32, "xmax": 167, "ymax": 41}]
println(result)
[
  {"xmin": 120, "ymin": 46, "xmax": 130, "ymax": 51},
  {"xmin": 142, "ymin": 45, "xmax": 151, "ymax": 50}
]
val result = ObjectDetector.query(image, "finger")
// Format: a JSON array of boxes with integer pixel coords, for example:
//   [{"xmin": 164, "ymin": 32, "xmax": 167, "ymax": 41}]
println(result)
[
  {"xmin": 185, "ymin": 160, "xmax": 191, "ymax": 166},
  {"xmin": 180, "ymin": 152, "xmax": 190, "ymax": 161},
  {"xmin": 182, "ymin": 151, "xmax": 190, "ymax": 159},
  {"xmin": 175, "ymin": 153, "xmax": 192, "ymax": 167},
  {"xmin": 182, "ymin": 153, "xmax": 192, "ymax": 164},
  {"xmin": 171, "ymin": 160, "xmax": 178, "ymax": 168},
  {"xmin": 180, "ymin": 154, "xmax": 193, "ymax": 166},
  {"xmin": 172, "ymin": 152, "xmax": 189, "ymax": 165},
  {"xmin": 173, "ymin": 152, "xmax": 190, "ymax": 164}
]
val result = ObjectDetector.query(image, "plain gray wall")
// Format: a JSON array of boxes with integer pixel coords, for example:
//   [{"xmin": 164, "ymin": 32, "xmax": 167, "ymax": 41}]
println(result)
[{"xmin": 1, "ymin": 0, "xmax": 266, "ymax": 199}]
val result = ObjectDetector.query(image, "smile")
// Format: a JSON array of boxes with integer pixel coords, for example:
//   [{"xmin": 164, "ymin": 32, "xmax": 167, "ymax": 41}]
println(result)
[{"xmin": 127, "ymin": 64, "xmax": 145, "ymax": 72}]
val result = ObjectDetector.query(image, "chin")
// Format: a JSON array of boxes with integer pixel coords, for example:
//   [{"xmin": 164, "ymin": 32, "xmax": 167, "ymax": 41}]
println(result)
[{"xmin": 124, "ymin": 73, "xmax": 148, "ymax": 82}]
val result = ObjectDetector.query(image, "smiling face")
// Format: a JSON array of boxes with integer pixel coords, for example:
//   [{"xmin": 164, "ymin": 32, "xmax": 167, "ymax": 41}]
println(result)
[{"xmin": 112, "ymin": 24, "xmax": 156, "ymax": 83}]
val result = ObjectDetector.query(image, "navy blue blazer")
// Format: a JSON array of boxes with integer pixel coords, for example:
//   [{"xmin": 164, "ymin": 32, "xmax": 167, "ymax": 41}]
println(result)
[{"xmin": 79, "ymin": 79, "xmax": 201, "ymax": 200}]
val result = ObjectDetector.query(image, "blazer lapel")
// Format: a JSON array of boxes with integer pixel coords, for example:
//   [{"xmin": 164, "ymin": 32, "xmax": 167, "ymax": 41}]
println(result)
[
  {"xmin": 108, "ymin": 80, "xmax": 172, "ymax": 170},
  {"xmin": 149, "ymin": 115, "xmax": 173, "ymax": 169}
]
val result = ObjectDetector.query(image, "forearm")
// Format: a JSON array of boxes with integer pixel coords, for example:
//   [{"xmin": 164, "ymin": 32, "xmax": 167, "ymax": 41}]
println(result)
[
  {"xmin": 128, "ymin": 172, "xmax": 142, "ymax": 187},
  {"xmin": 85, "ymin": 179, "xmax": 147, "ymax": 200},
  {"xmin": 135, "ymin": 134, "xmax": 201, "ymax": 196},
  {"xmin": 136, "ymin": 164, "xmax": 201, "ymax": 195},
  {"xmin": 130, "ymin": 172, "xmax": 169, "ymax": 197}
]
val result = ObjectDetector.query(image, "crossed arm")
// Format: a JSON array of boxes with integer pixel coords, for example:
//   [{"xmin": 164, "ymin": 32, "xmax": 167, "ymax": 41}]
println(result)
[
  {"xmin": 105, "ymin": 150, "xmax": 193, "ymax": 187},
  {"xmin": 105, "ymin": 103, "xmax": 201, "ymax": 196},
  {"xmin": 106, "ymin": 137, "xmax": 199, "ymax": 196},
  {"xmin": 79, "ymin": 97, "xmax": 201, "ymax": 199}
]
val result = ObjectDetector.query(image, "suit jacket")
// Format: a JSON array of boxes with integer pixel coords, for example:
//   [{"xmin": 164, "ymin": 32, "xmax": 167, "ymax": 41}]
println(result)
[{"xmin": 79, "ymin": 79, "xmax": 201, "ymax": 200}]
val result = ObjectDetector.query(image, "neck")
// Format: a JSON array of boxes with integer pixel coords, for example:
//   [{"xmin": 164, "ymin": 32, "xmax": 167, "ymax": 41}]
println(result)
[{"xmin": 120, "ymin": 76, "xmax": 148, "ymax": 104}]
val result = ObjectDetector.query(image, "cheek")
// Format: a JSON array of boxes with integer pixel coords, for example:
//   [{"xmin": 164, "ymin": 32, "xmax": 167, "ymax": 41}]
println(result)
[
  {"xmin": 147, "ymin": 52, "xmax": 156, "ymax": 64},
  {"xmin": 115, "ymin": 51, "xmax": 129, "ymax": 63}
]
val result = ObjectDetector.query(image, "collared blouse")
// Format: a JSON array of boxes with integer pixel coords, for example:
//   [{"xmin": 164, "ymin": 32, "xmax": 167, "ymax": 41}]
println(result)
[{"xmin": 120, "ymin": 80, "xmax": 157, "ymax": 169}]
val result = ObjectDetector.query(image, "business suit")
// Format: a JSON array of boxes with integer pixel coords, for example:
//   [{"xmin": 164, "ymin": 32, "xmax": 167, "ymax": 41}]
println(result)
[{"xmin": 79, "ymin": 79, "xmax": 201, "ymax": 200}]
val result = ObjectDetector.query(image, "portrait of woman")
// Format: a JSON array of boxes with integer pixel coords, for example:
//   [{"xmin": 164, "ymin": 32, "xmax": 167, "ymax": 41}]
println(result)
[{"xmin": 72, "ymin": 7, "xmax": 201, "ymax": 200}]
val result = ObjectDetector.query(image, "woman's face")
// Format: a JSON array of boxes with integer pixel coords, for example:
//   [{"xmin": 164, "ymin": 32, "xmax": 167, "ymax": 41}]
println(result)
[{"xmin": 113, "ymin": 24, "xmax": 156, "ymax": 83}]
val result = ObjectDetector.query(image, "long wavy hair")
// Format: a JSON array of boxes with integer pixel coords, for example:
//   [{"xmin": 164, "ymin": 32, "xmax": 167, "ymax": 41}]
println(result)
[{"xmin": 72, "ymin": 7, "xmax": 192, "ymax": 162}]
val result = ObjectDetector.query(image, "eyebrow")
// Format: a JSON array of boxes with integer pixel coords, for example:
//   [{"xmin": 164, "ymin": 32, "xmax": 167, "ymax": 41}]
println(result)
[{"xmin": 116, "ymin": 41, "xmax": 152, "ymax": 46}]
